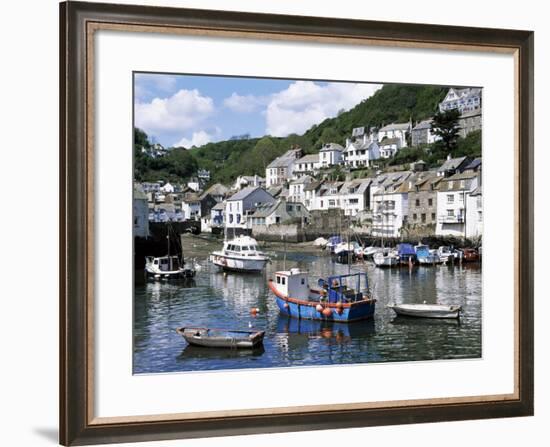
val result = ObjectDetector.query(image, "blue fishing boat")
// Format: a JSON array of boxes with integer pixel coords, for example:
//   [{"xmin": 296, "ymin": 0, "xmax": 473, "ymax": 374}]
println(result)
[
  {"xmin": 415, "ymin": 244, "xmax": 441, "ymax": 265},
  {"xmin": 397, "ymin": 243, "xmax": 417, "ymax": 265},
  {"xmin": 268, "ymin": 268, "xmax": 376, "ymax": 322}
]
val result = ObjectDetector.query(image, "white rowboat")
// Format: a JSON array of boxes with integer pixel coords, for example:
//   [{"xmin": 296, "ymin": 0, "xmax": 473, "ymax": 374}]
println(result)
[{"xmin": 387, "ymin": 303, "xmax": 461, "ymax": 319}]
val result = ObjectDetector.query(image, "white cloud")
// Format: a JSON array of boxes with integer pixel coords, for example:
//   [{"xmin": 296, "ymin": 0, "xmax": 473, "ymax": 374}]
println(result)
[
  {"xmin": 135, "ymin": 89, "xmax": 215, "ymax": 135},
  {"xmin": 265, "ymin": 81, "xmax": 382, "ymax": 137},
  {"xmin": 223, "ymin": 92, "xmax": 266, "ymax": 113},
  {"xmin": 174, "ymin": 128, "xmax": 220, "ymax": 149}
]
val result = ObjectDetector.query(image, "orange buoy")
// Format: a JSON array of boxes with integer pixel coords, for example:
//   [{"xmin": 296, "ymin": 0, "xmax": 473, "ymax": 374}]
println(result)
[
  {"xmin": 316, "ymin": 304, "xmax": 324, "ymax": 313},
  {"xmin": 250, "ymin": 307, "xmax": 260, "ymax": 316},
  {"xmin": 322, "ymin": 307, "xmax": 332, "ymax": 317}
]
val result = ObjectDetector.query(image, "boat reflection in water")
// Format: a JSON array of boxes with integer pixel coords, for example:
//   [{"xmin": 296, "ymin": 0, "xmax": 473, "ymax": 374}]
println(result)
[
  {"xmin": 178, "ymin": 344, "xmax": 265, "ymax": 361},
  {"xmin": 276, "ymin": 315, "xmax": 376, "ymax": 342}
]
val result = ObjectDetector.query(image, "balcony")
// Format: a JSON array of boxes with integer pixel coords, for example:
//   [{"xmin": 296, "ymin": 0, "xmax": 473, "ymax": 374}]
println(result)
[{"xmin": 438, "ymin": 214, "xmax": 464, "ymax": 223}]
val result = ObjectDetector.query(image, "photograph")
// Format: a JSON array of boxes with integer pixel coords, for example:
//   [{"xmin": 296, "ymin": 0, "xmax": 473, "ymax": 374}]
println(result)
[{"xmin": 132, "ymin": 73, "xmax": 483, "ymax": 374}]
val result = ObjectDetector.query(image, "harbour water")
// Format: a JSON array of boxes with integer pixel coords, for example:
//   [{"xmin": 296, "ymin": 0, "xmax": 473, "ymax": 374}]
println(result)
[{"xmin": 133, "ymin": 236, "xmax": 482, "ymax": 374}]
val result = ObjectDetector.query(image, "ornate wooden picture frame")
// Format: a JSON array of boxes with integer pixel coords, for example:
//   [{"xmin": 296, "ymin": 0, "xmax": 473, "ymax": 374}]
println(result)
[{"xmin": 60, "ymin": 1, "xmax": 533, "ymax": 445}]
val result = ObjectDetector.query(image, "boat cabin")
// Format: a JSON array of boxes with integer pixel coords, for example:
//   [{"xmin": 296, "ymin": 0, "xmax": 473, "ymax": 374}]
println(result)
[
  {"xmin": 274, "ymin": 269, "xmax": 310, "ymax": 300},
  {"xmin": 146, "ymin": 255, "xmax": 181, "ymax": 272},
  {"xmin": 318, "ymin": 273, "xmax": 369, "ymax": 303},
  {"xmin": 223, "ymin": 236, "xmax": 262, "ymax": 256}
]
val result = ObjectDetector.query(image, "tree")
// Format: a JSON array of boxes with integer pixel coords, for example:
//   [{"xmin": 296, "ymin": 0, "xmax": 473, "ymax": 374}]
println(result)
[
  {"xmin": 250, "ymin": 136, "xmax": 278, "ymax": 172},
  {"xmin": 316, "ymin": 127, "xmax": 341, "ymax": 149},
  {"xmin": 431, "ymin": 109, "xmax": 461, "ymax": 152}
]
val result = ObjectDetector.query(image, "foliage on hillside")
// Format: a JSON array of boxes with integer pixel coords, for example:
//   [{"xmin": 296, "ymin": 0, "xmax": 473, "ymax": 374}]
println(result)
[{"xmin": 133, "ymin": 84, "xmax": 475, "ymax": 184}]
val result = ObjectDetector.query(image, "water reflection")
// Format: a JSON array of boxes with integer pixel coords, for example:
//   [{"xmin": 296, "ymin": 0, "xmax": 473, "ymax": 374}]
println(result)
[{"xmin": 133, "ymin": 237, "xmax": 482, "ymax": 373}]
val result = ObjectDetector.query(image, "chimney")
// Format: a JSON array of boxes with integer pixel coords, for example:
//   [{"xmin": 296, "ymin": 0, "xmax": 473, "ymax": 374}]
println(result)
[
  {"xmin": 447, "ymin": 153, "xmax": 452, "ymax": 160},
  {"xmin": 346, "ymin": 137, "xmax": 350, "ymax": 147}
]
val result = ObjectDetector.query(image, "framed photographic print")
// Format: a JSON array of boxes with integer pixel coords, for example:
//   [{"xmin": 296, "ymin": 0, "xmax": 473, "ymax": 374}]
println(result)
[{"xmin": 60, "ymin": 1, "xmax": 534, "ymax": 445}]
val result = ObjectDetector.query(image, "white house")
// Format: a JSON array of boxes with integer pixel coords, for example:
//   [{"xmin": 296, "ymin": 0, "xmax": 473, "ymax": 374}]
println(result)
[
  {"xmin": 248, "ymin": 198, "xmax": 310, "ymax": 227},
  {"xmin": 225, "ymin": 187, "xmax": 276, "ymax": 231},
  {"xmin": 372, "ymin": 181, "xmax": 411, "ymax": 238},
  {"xmin": 465, "ymin": 186, "xmax": 483, "ymax": 238},
  {"xmin": 318, "ymin": 143, "xmax": 344, "ymax": 168},
  {"xmin": 435, "ymin": 172, "xmax": 480, "ymax": 237},
  {"xmin": 288, "ymin": 175, "xmax": 313, "ymax": 204},
  {"xmin": 266, "ymin": 147, "xmax": 303, "ymax": 186},
  {"xmin": 378, "ymin": 122, "xmax": 411, "ymax": 148},
  {"xmin": 181, "ymin": 192, "xmax": 202, "ymax": 221},
  {"xmin": 312, "ymin": 182, "xmax": 344, "ymax": 211},
  {"xmin": 378, "ymin": 138, "xmax": 401, "ymax": 158},
  {"xmin": 187, "ymin": 178, "xmax": 200, "ymax": 192},
  {"xmin": 439, "ymin": 87, "xmax": 482, "ymax": 114},
  {"xmin": 303, "ymin": 180, "xmax": 324, "ymax": 211},
  {"xmin": 160, "ymin": 182, "xmax": 175, "ymax": 193},
  {"xmin": 343, "ymin": 134, "xmax": 380, "ymax": 168},
  {"xmin": 293, "ymin": 154, "xmax": 320, "ymax": 176},
  {"xmin": 232, "ymin": 175, "xmax": 265, "ymax": 190},
  {"xmin": 339, "ymin": 179, "xmax": 372, "ymax": 217}
]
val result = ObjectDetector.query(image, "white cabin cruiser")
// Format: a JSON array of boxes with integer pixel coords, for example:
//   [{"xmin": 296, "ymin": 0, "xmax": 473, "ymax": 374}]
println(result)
[
  {"xmin": 373, "ymin": 249, "xmax": 399, "ymax": 267},
  {"xmin": 211, "ymin": 235, "xmax": 269, "ymax": 272}
]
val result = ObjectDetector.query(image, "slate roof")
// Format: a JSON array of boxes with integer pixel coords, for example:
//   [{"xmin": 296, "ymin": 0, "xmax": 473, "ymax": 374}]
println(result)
[
  {"xmin": 438, "ymin": 172, "xmax": 479, "ymax": 192},
  {"xmin": 379, "ymin": 122, "xmax": 410, "ymax": 132},
  {"xmin": 267, "ymin": 149, "xmax": 302, "ymax": 168},
  {"xmin": 437, "ymin": 156, "xmax": 468, "ymax": 173},
  {"xmin": 340, "ymin": 179, "xmax": 372, "ymax": 195},
  {"xmin": 319, "ymin": 143, "xmax": 344, "ymax": 152},
  {"xmin": 412, "ymin": 119, "xmax": 433, "ymax": 131},
  {"xmin": 296, "ymin": 154, "xmax": 319, "ymax": 164},
  {"xmin": 303, "ymin": 180, "xmax": 323, "ymax": 192},
  {"xmin": 464, "ymin": 158, "xmax": 482, "ymax": 171},
  {"xmin": 201, "ymin": 183, "xmax": 229, "ymax": 198},
  {"xmin": 289, "ymin": 175, "xmax": 313, "ymax": 185},
  {"xmin": 227, "ymin": 186, "xmax": 262, "ymax": 201}
]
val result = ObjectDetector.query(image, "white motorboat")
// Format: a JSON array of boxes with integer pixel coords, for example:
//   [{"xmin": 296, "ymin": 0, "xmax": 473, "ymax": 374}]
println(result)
[
  {"xmin": 387, "ymin": 303, "xmax": 461, "ymax": 319},
  {"xmin": 211, "ymin": 235, "xmax": 269, "ymax": 272},
  {"xmin": 373, "ymin": 250, "xmax": 399, "ymax": 267},
  {"xmin": 362, "ymin": 246, "xmax": 381, "ymax": 258},
  {"xmin": 437, "ymin": 246, "xmax": 459, "ymax": 263},
  {"xmin": 145, "ymin": 255, "xmax": 196, "ymax": 280}
]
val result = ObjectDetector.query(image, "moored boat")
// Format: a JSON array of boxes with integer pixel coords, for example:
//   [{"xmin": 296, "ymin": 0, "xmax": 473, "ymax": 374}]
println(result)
[
  {"xmin": 210, "ymin": 235, "xmax": 269, "ymax": 272},
  {"xmin": 176, "ymin": 327, "xmax": 265, "ymax": 348},
  {"xmin": 415, "ymin": 244, "xmax": 441, "ymax": 265},
  {"xmin": 387, "ymin": 303, "xmax": 461, "ymax": 319},
  {"xmin": 437, "ymin": 246, "xmax": 459, "ymax": 263},
  {"xmin": 373, "ymin": 250, "xmax": 399, "ymax": 267},
  {"xmin": 145, "ymin": 255, "xmax": 196, "ymax": 280},
  {"xmin": 268, "ymin": 269, "xmax": 376, "ymax": 322},
  {"xmin": 460, "ymin": 248, "xmax": 480, "ymax": 262},
  {"xmin": 397, "ymin": 243, "xmax": 417, "ymax": 265}
]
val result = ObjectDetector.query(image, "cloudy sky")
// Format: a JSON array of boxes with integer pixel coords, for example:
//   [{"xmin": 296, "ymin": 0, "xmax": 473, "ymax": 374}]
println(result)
[{"xmin": 134, "ymin": 72, "xmax": 381, "ymax": 148}]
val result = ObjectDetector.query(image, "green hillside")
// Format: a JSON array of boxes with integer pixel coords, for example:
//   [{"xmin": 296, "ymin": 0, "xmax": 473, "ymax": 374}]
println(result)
[{"xmin": 134, "ymin": 84, "xmax": 480, "ymax": 185}]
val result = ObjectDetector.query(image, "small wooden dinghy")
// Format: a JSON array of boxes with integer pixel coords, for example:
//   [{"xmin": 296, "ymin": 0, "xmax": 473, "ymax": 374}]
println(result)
[
  {"xmin": 176, "ymin": 327, "xmax": 265, "ymax": 349},
  {"xmin": 387, "ymin": 303, "xmax": 461, "ymax": 319}
]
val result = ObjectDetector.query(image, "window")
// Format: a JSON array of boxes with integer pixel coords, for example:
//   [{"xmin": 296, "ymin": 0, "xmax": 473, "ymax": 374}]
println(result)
[
  {"xmin": 428, "ymin": 198, "xmax": 433, "ymax": 206},
  {"xmin": 421, "ymin": 213, "xmax": 426, "ymax": 223},
  {"xmin": 281, "ymin": 277, "xmax": 286, "ymax": 285},
  {"xmin": 236, "ymin": 214, "xmax": 241, "ymax": 224},
  {"xmin": 415, "ymin": 199, "xmax": 420, "ymax": 207},
  {"xmin": 276, "ymin": 276, "xmax": 281, "ymax": 284},
  {"xmin": 329, "ymin": 199, "xmax": 336, "ymax": 207},
  {"xmin": 447, "ymin": 209, "xmax": 454, "ymax": 217},
  {"xmin": 447, "ymin": 194, "xmax": 454, "ymax": 204},
  {"xmin": 478, "ymin": 211, "xmax": 483, "ymax": 222},
  {"xmin": 431, "ymin": 213, "xmax": 436, "ymax": 221},
  {"xmin": 349, "ymin": 198, "xmax": 359, "ymax": 205},
  {"xmin": 413, "ymin": 213, "xmax": 417, "ymax": 221},
  {"xmin": 448, "ymin": 181, "xmax": 454, "ymax": 188},
  {"xmin": 229, "ymin": 214, "xmax": 233, "ymax": 224},
  {"xmin": 301, "ymin": 278, "xmax": 305, "ymax": 285}
]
